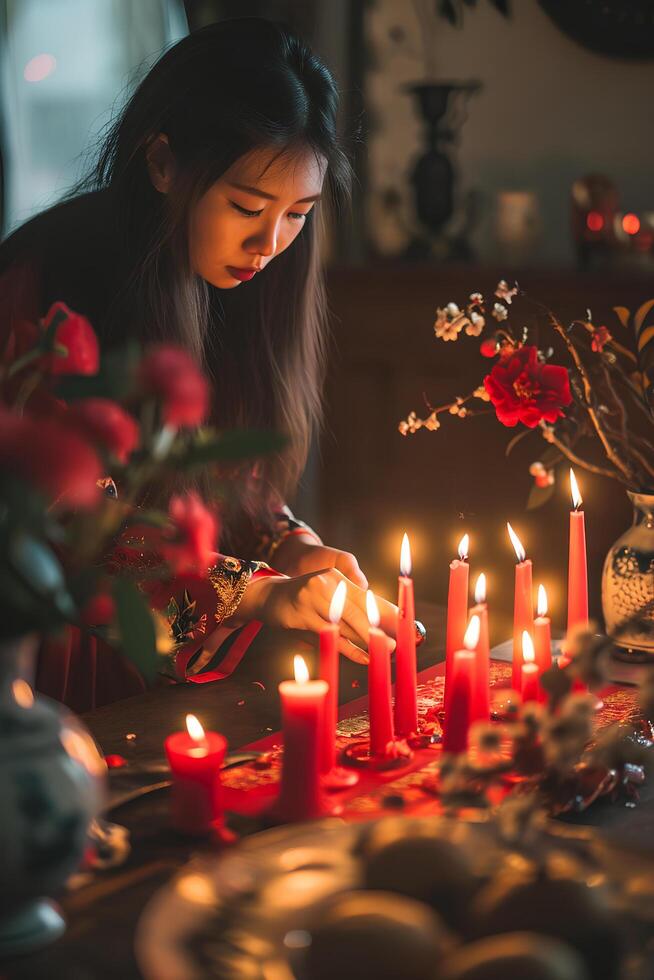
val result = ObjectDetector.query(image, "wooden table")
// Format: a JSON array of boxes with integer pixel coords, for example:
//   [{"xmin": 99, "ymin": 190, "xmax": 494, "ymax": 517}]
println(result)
[{"xmin": 4, "ymin": 607, "xmax": 653, "ymax": 979}]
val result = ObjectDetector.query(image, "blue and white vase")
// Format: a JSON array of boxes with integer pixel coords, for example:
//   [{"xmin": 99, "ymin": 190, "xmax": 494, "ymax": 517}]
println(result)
[
  {"xmin": 0, "ymin": 636, "xmax": 105, "ymax": 955},
  {"xmin": 602, "ymin": 491, "xmax": 654, "ymax": 661}
]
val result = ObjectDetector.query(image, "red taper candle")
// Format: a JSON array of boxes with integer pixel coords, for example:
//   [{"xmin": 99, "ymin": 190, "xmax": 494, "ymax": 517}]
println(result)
[
  {"xmin": 278, "ymin": 656, "xmax": 328, "ymax": 821},
  {"xmin": 507, "ymin": 522, "xmax": 534, "ymax": 691},
  {"xmin": 534, "ymin": 584, "xmax": 552, "ymax": 702},
  {"xmin": 367, "ymin": 590, "xmax": 395, "ymax": 757},
  {"xmin": 520, "ymin": 631, "xmax": 540, "ymax": 703},
  {"xmin": 567, "ymin": 469, "xmax": 589, "ymax": 632},
  {"xmin": 395, "ymin": 533, "xmax": 418, "ymax": 736},
  {"xmin": 319, "ymin": 580, "xmax": 347, "ymax": 773},
  {"xmin": 443, "ymin": 615, "xmax": 480, "ymax": 755},
  {"xmin": 469, "ymin": 572, "xmax": 490, "ymax": 722},
  {"xmin": 445, "ymin": 533, "xmax": 469, "ymax": 713},
  {"xmin": 165, "ymin": 714, "xmax": 227, "ymax": 835}
]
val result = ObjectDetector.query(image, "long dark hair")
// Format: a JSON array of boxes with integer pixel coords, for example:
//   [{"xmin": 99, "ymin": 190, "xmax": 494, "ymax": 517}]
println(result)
[{"xmin": 78, "ymin": 18, "xmax": 351, "ymax": 548}]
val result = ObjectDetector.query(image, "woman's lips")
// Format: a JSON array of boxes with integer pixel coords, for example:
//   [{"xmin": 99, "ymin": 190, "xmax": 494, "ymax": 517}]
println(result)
[{"xmin": 226, "ymin": 266, "xmax": 258, "ymax": 281}]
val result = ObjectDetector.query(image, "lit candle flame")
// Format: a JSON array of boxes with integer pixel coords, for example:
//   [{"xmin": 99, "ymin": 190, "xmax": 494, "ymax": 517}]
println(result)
[
  {"xmin": 522, "ymin": 631, "xmax": 535, "ymax": 664},
  {"xmin": 474, "ymin": 572, "xmax": 486, "ymax": 605},
  {"xmin": 457, "ymin": 533, "xmax": 469, "ymax": 561},
  {"xmin": 537, "ymin": 584, "xmax": 548, "ymax": 618},
  {"xmin": 366, "ymin": 589, "xmax": 381, "ymax": 629},
  {"xmin": 400, "ymin": 533, "xmax": 412, "ymax": 577},
  {"xmin": 463, "ymin": 614, "xmax": 481, "ymax": 650},
  {"xmin": 186, "ymin": 714, "xmax": 205, "ymax": 742},
  {"xmin": 294, "ymin": 655, "xmax": 309, "ymax": 684},
  {"xmin": 570, "ymin": 468, "xmax": 582, "ymax": 510},
  {"xmin": 507, "ymin": 522, "xmax": 526, "ymax": 563},
  {"xmin": 329, "ymin": 580, "xmax": 347, "ymax": 624}
]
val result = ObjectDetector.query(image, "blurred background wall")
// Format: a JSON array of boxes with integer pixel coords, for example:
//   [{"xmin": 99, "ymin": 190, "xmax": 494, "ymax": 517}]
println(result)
[
  {"xmin": 364, "ymin": 0, "xmax": 654, "ymax": 266},
  {"xmin": 1, "ymin": 0, "xmax": 653, "ymax": 648}
]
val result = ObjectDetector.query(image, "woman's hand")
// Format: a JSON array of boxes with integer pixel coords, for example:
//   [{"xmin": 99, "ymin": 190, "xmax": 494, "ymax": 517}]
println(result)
[
  {"xmin": 271, "ymin": 534, "xmax": 368, "ymax": 590},
  {"xmin": 231, "ymin": 567, "xmax": 396, "ymax": 664}
]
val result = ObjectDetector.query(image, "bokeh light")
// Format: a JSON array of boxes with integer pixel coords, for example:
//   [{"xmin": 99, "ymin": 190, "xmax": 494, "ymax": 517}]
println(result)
[
  {"xmin": 23, "ymin": 53, "xmax": 57, "ymax": 83},
  {"xmin": 622, "ymin": 213, "xmax": 640, "ymax": 236},
  {"xmin": 586, "ymin": 211, "xmax": 604, "ymax": 232}
]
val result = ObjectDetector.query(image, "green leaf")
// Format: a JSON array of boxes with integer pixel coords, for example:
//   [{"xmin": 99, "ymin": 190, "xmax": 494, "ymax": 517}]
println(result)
[
  {"xmin": 175, "ymin": 430, "xmax": 287, "ymax": 471},
  {"xmin": 56, "ymin": 340, "xmax": 140, "ymax": 402},
  {"xmin": 505, "ymin": 428, "xmax": 530, "ymax": 457},
  {"xmin": 539, "ymin": 445, "xmax": 564, "ymax": 469},
  {"xmin": 526, "ymin": 481, "xmax": 555, "ymax": 510},
  {"xmin": 40, "ymin": 308, "xmax": 68, "ymax": 351},
  {"xmin": 613, "ymin": 306, "xmax": 631, "ymax": 329},
  {"xmin": 634, "ymin": 299, "xmax": 654, "ymax": 334},
  {"xmin": 124, "ymin": 509, "xmax": 169, "ymax": 530},
  {"xmin": 112, "ymin": 578, "xmax": 159, "ymax": 682}
]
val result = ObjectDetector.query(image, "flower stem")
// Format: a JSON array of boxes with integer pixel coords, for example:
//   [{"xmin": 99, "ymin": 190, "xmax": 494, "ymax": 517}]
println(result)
[
  {"xmin": 540, "ymin": 423, "xmax": 620, "ymax": 481},
  {"xmin": 548, "ymin": 313, "xmax": 636, "ymax": 484}
]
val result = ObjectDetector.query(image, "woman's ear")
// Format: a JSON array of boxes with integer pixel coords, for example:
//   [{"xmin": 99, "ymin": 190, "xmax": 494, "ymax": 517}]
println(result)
[{"xmin": 146, "ymin": 133, "xmax": 176, "ymax": 193}]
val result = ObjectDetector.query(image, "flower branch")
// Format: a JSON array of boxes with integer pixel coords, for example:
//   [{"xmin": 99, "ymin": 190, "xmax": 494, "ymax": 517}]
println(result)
[{"xmin": 400, "ymin": 281, "xmax": 654, "ymax": 501}]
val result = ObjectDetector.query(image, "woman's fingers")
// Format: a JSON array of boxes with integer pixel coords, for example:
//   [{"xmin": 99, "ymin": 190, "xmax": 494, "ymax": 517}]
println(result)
[
  {"xmin": 342, "ymin": 582, "xmax": 400, "ymax": 640},
  {"xmin": 317, "ymin": 577, "xmax": 390, "ymax": 652},
  {"xmin": 338, "ymin": 637, "xmax": 370, "ymax": 665},
  {"xmin": 338, "ymin": 595, "xmax": 395, "ymax": 655},
  {"xmin": 334, "ymin": 551, "xmax": 368, "ymax": 590},
  {"xmin": 376, "ymin": 594, "xmax": 401, "ymax": 638}
]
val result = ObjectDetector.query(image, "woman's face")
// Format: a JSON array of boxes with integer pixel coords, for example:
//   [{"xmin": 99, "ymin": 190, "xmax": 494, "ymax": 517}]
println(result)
[{"xmin": 189, "ymin": 146, "xmax": 326, "ymax": 289}]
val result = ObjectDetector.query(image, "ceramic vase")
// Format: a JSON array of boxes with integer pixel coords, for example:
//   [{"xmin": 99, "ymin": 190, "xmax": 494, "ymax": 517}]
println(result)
[
  {"xmin": 602, "ymin": 491, "xmax": 654, "ymax": 662},
  {"xmin": 0, "ymin": 636, "xmax": 105, "ymax": 954}
]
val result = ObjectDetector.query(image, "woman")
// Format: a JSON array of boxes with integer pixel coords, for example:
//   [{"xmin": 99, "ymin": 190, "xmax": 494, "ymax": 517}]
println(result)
[{"xmin": 0, "ymin": 18, "xmax": 409, "ymax": 710}]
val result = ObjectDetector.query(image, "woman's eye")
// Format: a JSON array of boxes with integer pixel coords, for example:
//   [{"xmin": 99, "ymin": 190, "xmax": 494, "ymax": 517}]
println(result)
[
  {"xmin": 230, "ymin": 202, "xmax": 262, "ymax": 217},
  {"xmin": 288, "ymin": 211, "xmax": 307, "ymax": 221}
]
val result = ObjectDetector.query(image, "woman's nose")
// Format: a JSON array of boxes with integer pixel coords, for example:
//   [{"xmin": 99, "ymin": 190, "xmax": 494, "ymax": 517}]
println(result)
[{"xmin": 245, "ymin": 221, "xmax": 278, "ymax": 258}]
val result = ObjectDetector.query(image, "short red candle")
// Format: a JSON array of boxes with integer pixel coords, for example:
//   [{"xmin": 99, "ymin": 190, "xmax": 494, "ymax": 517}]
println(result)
[
  {"xmin": 469, "ymin": 573, "xmax": 490, "ymax": 722},
  {"xmin": 319, "ymin": 580, "xmax": 347, "ymax": 773},
  {"xmin": 164, "ymin": 714, "xmax": 227, "ymax": 836},
  {"xmin": 395, "ymin": 533, "xmax": 418, "ymax": 736},
  {"xmin": 367, "ymin": 590, "xmax": 395, "ymax": 757},
  {"xmin": 507, "ymin": 523, "xmax": 534, "ymax": 691},
  {"xmin": 445, "ymin": 533, "xmax": 469, "ymax": 713},
  {"xmin": 567, "ymin": 469, "xmax": 589, "ymax": 633},
  {"xmin": 278, "ymin": 656, "xmax": 328, "ymax": 822},
  {"xmin": 520, "ymin": 631, "xmax": 540, "ymax": 703},
  {"xmin": 534, "ymin": 584, "xmax": 552, "ymax": 702},
  {"xmin": 443, "ymin": 615, "xmax": 480, "ymax": 754}
]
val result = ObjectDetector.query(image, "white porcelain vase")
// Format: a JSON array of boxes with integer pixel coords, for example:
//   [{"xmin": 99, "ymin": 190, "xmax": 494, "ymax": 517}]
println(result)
[{"xmin": 602, "ymin": 491, "xmax": 654, "ymax": 661}]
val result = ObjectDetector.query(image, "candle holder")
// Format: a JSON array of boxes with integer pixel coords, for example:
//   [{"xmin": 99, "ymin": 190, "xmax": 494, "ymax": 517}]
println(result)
[
  {"xmin": 406, "ymin": 726, "xmax": 442, "ymax": 751},
  {"xmin": 321, "ymin": 765, "xmax": 360, "ymax": 790},
  {"xmin": 341, "ymin": 739, "xmax": 413, "ymax": 772}
]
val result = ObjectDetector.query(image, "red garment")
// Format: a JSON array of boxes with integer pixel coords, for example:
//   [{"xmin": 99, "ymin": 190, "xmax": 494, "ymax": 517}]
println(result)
[{"xmin": 0, "ymin": 258, "xmax": 280, "ymax": 712}]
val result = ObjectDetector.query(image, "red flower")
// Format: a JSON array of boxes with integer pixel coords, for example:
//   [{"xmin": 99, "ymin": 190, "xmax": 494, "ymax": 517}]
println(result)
[
  {"xmin": 0, "ymin": 410, "xmax": 102, "ymax": 507},
  {"xmin": 81, "ymin": 592, "xmax": 116, "ymax": 626},
  {"xmin": 42, "ymin": 302, "xmax": 99, "ymax": 376},
  {"xmin": 591, "ymin": 325, "xmax": 612, "ymax": 353},
  {"xmin": 138, "ymin": 346, "xmax": 209, "ymax": 427},
  {"xmin": 69, "ymin": 398, "xmax": 139, "ymax": 463},
  {"xmin": 161, "ymin": 492, "xmax": 218, "ymax": 574},
  {"xmin": 483, "ymin": 345, "xmax": 572, "ymax": 428}
]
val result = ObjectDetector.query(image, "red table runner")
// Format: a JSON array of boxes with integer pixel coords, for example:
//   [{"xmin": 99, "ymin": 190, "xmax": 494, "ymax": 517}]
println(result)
[{"xmin": 221, "ymin": 660, "xmax": 641, "ymax": 820}]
